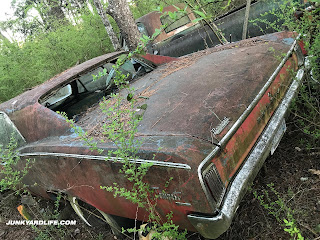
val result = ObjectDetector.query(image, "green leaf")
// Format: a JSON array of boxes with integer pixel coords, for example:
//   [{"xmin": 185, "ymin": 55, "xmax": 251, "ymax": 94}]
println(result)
[
  {"xmin": 142, "ymin": 35, "xmax": 149, "ymax": 40},
  {"xmin": 192, "ymin": 18, "xmax": 203, "ymax": 23},
  {"xmin": 134, "ymin": 114, "xmax": 143, "ymax": 120},
  {"xmin": 127, "ymin": 93, "xmax": 134, "ymax": 102},
  {"xmin": 154, "ymin": 6, "xmax": 164, "ymax": 13},
  {"xmin": 168, "ymin": 11, "xmax": 177, "ymax": 20},
  {"xmin": 173, "ymin": 5, "xmax": 181, "ymax": 11},
  {"xmin": 138, "ymin": 96, "xmax": 149, "ymax": 99},
  {"xmin": 194, "ymin": 10, "xmax": 206, "ymax": 19},
  {"xmin": 152, "ymin": 28, "xmax": 161, "ymax": 38},
  {"xmin": 138, "ymin": 104, "xmax": 148, "ymax": 110}
]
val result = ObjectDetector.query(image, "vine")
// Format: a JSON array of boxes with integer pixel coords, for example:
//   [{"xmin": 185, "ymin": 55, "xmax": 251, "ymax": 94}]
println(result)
[{"xmin": 62, "ymin": 27, "xmax": 187, "ymax": 239}]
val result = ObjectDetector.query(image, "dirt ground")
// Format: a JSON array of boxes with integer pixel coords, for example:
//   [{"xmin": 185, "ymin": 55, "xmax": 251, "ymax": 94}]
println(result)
[{"xmin": 0, "ymin": 117, "xmax": 319, "ymax": 240}]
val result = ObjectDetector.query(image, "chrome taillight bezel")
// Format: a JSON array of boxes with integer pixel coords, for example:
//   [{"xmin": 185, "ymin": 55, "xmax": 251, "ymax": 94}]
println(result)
[{"xmin": 202, "ymin": 163, "xmax": 226, "ymax": 209}]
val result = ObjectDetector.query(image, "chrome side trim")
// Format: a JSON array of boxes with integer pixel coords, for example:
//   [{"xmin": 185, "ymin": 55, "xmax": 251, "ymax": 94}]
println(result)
[
  {"xmin": 175, "ymin": 202, "xmax": 192, "ymax": 206},
  {"xmin": 188, "ymin": 69, "xmax": 305, "ymax": 239},
  {"xmin": 18, "ymin": 152, "xmax": 192, "ymax": 170},
  {"xmin": 198, "ymin": 36, "xmax": 301, "ymax": 211}
]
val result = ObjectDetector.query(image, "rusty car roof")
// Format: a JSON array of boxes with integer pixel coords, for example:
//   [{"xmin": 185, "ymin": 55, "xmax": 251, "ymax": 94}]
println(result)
[{"xmin": 0, "ymin": 51, "xmax": 124, "ymax": 112}]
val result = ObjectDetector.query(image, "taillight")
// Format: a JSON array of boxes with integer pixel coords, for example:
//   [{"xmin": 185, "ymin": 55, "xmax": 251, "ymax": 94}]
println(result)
[{"xmin": 203, "ymin": 163, "xmax": 226, "ymax": 208}]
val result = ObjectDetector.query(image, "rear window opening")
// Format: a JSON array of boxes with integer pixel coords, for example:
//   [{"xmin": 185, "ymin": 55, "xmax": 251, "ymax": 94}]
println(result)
[
  {"xmin": 161, "ymin": 12, "xmax": 191, "ymax": 33},
  {"xmin": 39, "ymin": 57, "xmax": 155, "ymax": 120}
]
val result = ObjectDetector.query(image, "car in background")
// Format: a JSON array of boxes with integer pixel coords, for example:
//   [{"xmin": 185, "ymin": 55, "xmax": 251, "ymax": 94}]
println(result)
[{"xmin": 133, "ymin": 1, "xmax": 285, "ymax": 57}]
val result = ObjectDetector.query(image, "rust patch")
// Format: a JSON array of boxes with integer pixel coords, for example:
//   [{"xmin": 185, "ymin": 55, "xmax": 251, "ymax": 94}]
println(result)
[{"xmin": 160, "ymin": 37, "xmax": 269, "ymax": 79}]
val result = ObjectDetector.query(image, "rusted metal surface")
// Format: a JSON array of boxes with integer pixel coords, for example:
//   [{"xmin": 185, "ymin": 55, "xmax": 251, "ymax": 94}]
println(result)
[
  {"xmin": 17, "ymin": 134, "xmax": 211, "ymax": 230},
  {"xmin": 188, "ymin": 69, "xmax": 305, "ymax": 238},
  {"xmin": 0, "ymin": 32, "xmax": 305, "ymax": 238}
]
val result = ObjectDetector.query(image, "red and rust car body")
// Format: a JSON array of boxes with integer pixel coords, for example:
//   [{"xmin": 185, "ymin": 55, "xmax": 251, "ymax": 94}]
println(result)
[{"xmin": 0, "ymin": 31, "xmax": 306, "ymax": 238}]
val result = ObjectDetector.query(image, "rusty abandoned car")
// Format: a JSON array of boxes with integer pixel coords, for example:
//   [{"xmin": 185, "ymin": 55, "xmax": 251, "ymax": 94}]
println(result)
[{"xmin": 0, "ymin": 31, "xmax": 307, "ymax": 238}]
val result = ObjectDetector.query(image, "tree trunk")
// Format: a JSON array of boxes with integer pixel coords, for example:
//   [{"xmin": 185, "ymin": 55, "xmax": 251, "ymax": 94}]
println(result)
[
  {"xmin": 92, "ymin": 0, "xmax": 121, "ymax": 51},
  {"xmin": 44, "ymin": 0, "xmax": 69, "ymax": 24},
  {"xmin": 106, "ymin": 0, "xmax": 141, "ymax": 51},
  {"xmin": 242, "ymin": 0, "xmax": 251, "ymax": 40},
  {"xmin": 0, "ymin": 32, "xmax": 9, "ymax": 42}
]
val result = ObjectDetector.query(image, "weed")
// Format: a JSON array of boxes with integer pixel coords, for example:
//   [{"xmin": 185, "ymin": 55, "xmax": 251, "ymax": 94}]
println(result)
[
  {"xmin": 61, "ymin": 26, "xmax": 187, "ymax": 239},
  {"xmin": 252, "ymin": 183, "xmax": 304, "ymax": 240},
  {"xmin": 253, "ymin": 0, "xmax": 320, "ymax": 146},
  {"xmin": 0, "ymin": 136, "xmax": 33, "ymax": 193},
  {"xmin": 0, "ymin": 138, "xmax": 74, "ymax": 239}
]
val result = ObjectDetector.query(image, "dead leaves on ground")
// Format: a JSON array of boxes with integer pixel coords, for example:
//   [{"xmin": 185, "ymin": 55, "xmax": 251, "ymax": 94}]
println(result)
[{"xmin": 309, "ymin": 169, "xmax": 320, "ymax": 178}]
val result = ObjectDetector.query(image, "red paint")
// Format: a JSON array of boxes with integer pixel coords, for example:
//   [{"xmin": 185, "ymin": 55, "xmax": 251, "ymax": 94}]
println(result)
[
  {"xmin": 181, "ymin": 174, "xmax": 195, "ymax": 188},
  {"xmin": 213, "ymin": 56, "xmax": 297, "ymax": 184},
  {"xmin": 140, "ymin": 53, "xmax": 178, "ymax": 65},
  {"xmin": 298, "ymin": 40, "xmax": 308, "ymax": 55}
]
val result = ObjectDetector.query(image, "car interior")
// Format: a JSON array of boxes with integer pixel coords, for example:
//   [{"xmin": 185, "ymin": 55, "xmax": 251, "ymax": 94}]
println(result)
[{"xmin": 39, "ymin": 56, "xmax": 155, "ymax": 120}]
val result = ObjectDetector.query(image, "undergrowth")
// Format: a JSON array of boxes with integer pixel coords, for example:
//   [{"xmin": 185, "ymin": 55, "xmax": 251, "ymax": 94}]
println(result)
[
  {"xmin": 0, "ymin": 139, "xmax": 78, "ymax": 239},
  {"xmin": 253, "ymin": 0, "xmax": 320, "ymax": 145},
  {"xmin": 251, "ymin": 1, "xmax": 319, "ymax": 239},
  {"xmin": 252, "ymin": 183, "xmax": 304, "ymax": 240}
]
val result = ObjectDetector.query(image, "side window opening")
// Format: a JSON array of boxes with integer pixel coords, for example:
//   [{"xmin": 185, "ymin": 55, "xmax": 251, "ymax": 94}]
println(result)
[
  {"xmin": 43, "ymin": 84, "xmax": 72, "ymax": 108},
  {"xmin": 39, "ymin": 57, "xmax": 155, "ymax": 120},
  {"xmin": 160, "ymin": 12, "xmax": 191, "ymax": 33},
  {"xmin": 0, "ymin": 112, "xmax": 26, "ymax": 148},
  {"xmin": 137, "ymin": 22, "xmax": 149, "ymax": 37},
  {"xmin": 78, "ymin": 67, "xmax": 109, "ymax": 93}
]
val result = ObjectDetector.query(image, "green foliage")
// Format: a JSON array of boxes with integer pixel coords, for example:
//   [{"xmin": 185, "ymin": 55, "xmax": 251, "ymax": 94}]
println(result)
[
  {"xmin": 283, "ymin": 219, "xmax": 304, "ymax": 240},
  {"xmin": 290, "ymin": 78, "xmax": 320, "ymax": 143},
  {"xmin": 0, "ymin": 11, "xmax": 113, "ymax": 103},
  {"xmin": 131, "ymin": 0, "xmax": 246, "ymax": 21},
  {"xmin": 0, "ymin": 138, "xmax": 65, "ymax": 239},
  {"xmin": 139, "ymin": 212, "xmax": 188, "ymax": 240},
  {"xmin": 252, "ymin": 0, "xmax": 320, "ymax": 144},
  {"xmin": 0, "ymin": 137, "xmax": 73, "ymax": 239},
  {"xmin": 0, "ymin": 136, "xmax": 33, "ymax": 192},
  {"xmin": 252, "ymin": 183, "xmax": 304, "ymax": 240},
  {"xmin": 32, "ymin": 192, "xmax": 69, "ymax": 240},
  {"xmin": 62, "ymin": 27, "xmax": 186, "ymax": 238},
  {"xmin": 130, "ymin": 0, "xmax": 181, "ymax": 18},
  {"xmin": 100, "ymin": 49, "xmax": 186, "ymax": 239}
]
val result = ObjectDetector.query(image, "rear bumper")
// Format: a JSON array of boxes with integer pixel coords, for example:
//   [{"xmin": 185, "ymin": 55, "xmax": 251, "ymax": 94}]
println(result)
[{"xmin": 187, "ymin": 69, "xmax": 305, "ymax": 239}]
